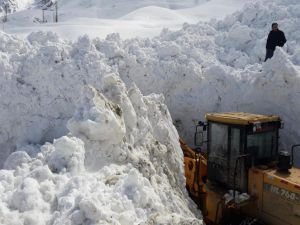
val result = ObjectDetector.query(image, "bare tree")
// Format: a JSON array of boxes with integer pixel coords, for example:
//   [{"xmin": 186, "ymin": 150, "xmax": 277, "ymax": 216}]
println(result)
[
  {"xmin": 3, "ymin": 3, "xmax": 8, "ymax": 22},
  {"xmin": 0, "ymin": 0, "xmax": 17, "ymax": 22},
  {"xmin": 55, "ymin": 0, "xmax": 58, "ymax": 23},
  {"xmin": 39, "ymin": 0, "xmax": 58, "ymax": 23}
]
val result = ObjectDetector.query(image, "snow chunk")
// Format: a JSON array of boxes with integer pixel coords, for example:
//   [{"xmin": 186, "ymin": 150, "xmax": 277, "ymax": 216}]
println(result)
[
  {"xmin": 228, "ymin": 23, "xmax": 252, "ymax": 50},
  {"xmin": 115, "ymin": 169, "xmax": 163, "ymax": 209},
  {"xmin": 29, "ymin": 166, "xmax": 52, "ymax": 182},
  {"xmin": 10, "ymin": 177, "xmax": 47, "ymax": 212},
  {"xmin": 157, "ymin": 42, "xmax": 181, "ymax": 58},
  {"xmin": 264, "ymin": 47, "xmax": 299, "ymax": 79},
  {"xmin": 4, "ymin": 151, "xmax": 31, "ymax": 170},
  {"xmin": 67, "ymin": 85, "xmax": 126, "ymax": 144},
  {"xmin": 28, "ymin": 31, "xmax": 60, "ymax": 46},
  {"xmin": 47, "ymin": 136, "xmax": 85, "ymax": 174}
]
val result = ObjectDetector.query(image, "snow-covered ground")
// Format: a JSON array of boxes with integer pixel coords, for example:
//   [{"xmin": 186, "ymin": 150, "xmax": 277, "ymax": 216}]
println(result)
[
  {"xmin": 2, "ymin": 0, "xmax": 246, "ymax": 39},
  {"xmin": 0, "ymin": 0, "xmax": 300, "ymax": 224}
]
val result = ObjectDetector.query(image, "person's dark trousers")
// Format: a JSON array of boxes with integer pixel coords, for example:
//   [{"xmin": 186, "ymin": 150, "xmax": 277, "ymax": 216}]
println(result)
[{"xmin": 265, "ymin": 49, "xmax": 274, "ymax": 62}]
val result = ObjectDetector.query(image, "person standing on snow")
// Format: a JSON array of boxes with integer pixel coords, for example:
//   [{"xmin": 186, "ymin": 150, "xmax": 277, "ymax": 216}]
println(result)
[{"xmin": 265, "ymin": 23, "xmax": 286, "ymax": 61}]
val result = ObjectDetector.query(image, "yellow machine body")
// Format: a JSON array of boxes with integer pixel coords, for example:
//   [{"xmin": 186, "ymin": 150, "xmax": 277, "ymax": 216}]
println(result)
[
  {"xmin": 205, "ymin": 112, "xmax": 280, "ymax": 125},
  {"xmin": 182, "ymin": 112, "xmax": 300, "ymax": 225},
  {"xmin": 247, "ymin": 167, "xmax": 300, "ymax": 225}
]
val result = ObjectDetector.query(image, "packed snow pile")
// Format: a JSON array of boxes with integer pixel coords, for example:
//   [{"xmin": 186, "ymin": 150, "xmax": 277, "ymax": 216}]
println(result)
[
  {"xmin": 114, "ymin": 0, "xmax": 300, "ymax": 149},
  {"xmin": 0, "ymin": 76, "xmax": 202, "ymax": 224}
]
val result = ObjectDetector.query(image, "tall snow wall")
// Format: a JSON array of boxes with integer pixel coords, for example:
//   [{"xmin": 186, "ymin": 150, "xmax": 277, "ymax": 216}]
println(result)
[
  {"xmin": 0, "ymin": 0, "xmax": 300, "ymax": 166},
  {"xmin": 0, "ymin": 61, "xmax": 202, "ymax": 224}
]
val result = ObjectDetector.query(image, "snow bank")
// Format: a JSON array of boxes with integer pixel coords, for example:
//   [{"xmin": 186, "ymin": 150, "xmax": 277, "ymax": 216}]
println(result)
[{"xmin": 0, "ymin": 77, "xmax": 201, "ymax": 224}]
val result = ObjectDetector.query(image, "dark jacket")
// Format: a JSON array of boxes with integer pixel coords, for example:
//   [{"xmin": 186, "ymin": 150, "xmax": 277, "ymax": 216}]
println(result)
[{"xmin": 266, "ymin": 30, "xmax": 286, "ymax": 50}]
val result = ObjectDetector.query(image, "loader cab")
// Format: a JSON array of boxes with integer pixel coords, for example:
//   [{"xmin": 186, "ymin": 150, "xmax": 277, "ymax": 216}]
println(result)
[{"xmin": 200, "ymin": 112, "xmax": 281, "ymax": 192}]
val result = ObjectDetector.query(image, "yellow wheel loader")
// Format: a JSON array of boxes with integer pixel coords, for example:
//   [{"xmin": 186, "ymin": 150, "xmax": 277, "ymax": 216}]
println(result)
[{"xmin": 181, "ymin": 112, "xmax": 300, "ymax": 225}]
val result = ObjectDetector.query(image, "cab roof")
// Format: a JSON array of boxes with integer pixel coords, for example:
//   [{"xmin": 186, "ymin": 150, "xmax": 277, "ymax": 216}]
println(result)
[{"xmin": 206, "ymin": 112, "xmax": 280, "ymax": 125}]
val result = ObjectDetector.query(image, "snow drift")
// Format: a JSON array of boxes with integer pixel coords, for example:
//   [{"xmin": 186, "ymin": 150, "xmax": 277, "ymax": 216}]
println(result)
[{"xmin": 3, "ymin": 0, "xmax": 246, "ymax": 40}]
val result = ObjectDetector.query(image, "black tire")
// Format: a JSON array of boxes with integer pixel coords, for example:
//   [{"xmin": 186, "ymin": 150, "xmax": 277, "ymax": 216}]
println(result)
[{"xmin": 238, "ymin": 218, "xmax": 266, "ymax": 225}]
